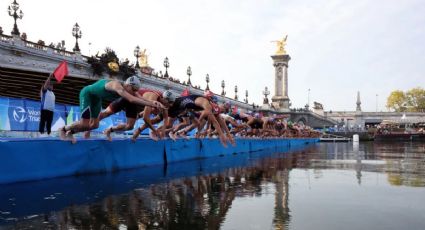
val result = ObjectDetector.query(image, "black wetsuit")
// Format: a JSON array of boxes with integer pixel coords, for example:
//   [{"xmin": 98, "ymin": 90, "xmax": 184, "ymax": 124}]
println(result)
[
  {"xmin": 109, "ymin": 97, "xmax": 140, "ymax": 118},
  {"xmin": 232, "ymin": 113, "xmax": 249, "ymax": 123},
  {"xmin": 168, "ymin": 95, "xmax": 204, "ymax": 118},
  {"xmin": 250, "ymin": 119, "xmax": 264, "ymax": 129}
]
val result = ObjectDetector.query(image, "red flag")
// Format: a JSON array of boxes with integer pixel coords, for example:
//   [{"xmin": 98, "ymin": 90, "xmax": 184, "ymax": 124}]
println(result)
[
  {"xmin": 53, "ymin": 61, "xmax": 69, "ymax": 83},
  {"xmin": 181, "ymin": 88, "xmax": 190, "ymax": 96}
]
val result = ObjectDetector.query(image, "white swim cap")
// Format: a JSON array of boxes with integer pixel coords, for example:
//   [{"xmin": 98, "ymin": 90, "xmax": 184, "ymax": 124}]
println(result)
[
  {"xmin": 124, "ymin": 76, "xmax": 142, "ymax": 90},
  {"xmin": 162, "ymin": 90, "xmax": 176, "ymax": 102}
]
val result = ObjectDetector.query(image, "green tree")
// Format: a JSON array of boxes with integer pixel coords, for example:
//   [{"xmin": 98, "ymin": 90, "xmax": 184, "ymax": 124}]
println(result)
[
  {"xmin": 386, "ymin": 90, "xmax": 407, "ymax": 112},
  {"xmin": 406, "ymin": 87, "xmax": 425, "ymax": 112}
]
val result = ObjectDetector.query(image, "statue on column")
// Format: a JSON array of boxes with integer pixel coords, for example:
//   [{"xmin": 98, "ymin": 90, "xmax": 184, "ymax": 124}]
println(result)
[
  {"xmin": 271, "ymin": 35, "xmax": 288, "ymax": 55},
  {"xmin": 139, "ymin": 49, "xmax": 149, "ymax": 67}
]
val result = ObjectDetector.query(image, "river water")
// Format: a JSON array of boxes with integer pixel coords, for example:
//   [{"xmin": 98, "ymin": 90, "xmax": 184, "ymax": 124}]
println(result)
[{"xmin": 1, "ymin": 142, "xmax": 425, "ymax": 229}]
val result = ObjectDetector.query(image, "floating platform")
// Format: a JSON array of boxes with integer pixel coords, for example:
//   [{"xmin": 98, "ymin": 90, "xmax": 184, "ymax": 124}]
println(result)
[
  {"xmin": 320, "ymin": 133, "xmax": 351, "ymax": 142},
  {"xmin": 0, "ymin": 143, "xmax": 318, "ymax": 221},
  {"xmin": 319, "ymin": 137, "xmax": 351, "ymax": 142},
  {"xmin": 0, "ymin": 137, "xmax": 319, "ymax": 184},
  {"xmin": 374, "ymin": 133, "xmax": 425, "ymax": 141}
]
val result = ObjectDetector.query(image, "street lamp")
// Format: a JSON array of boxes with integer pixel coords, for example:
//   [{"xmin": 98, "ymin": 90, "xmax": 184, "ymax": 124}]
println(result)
[
  {"xmin": 263, "ymin": 86, "xmax": 270, "ymax": 104},
  {"xmin": 245, "ymin": 90, "xmax": 248, "ymax": 103},
  {"xmin": 234, "ymin": 85, "xmax": 238, "ymax": 100},
  {"xmin": 307, "ymin": 88, "xmax": 311, "ymax": 109},
  {"xmin": 376, "ymin": 94, "xmax": 378, "ymax": 112},
  {"xmin": 221, "ymin": 80, "xmax": 226, "ymax": 96},
  {"xmin": 205, "ymin": 74, "xmax": 210, "ymax": 90},
  {"xmin": 134, "ymin": 45, "xmax": 140, "ymax": 68},
  {"xmin": 187, "ymin": 66, "xmax": 192, "ymax": 86},
  {"xmin": 8, "ymin": 0, "xmax": 24, "ymax": 36},
  {"xmin": 163, "ymin": 57, "xmax": 169, "ymax": 78},
  {"xmin": 72, "ymin": 23, "xmax": 82, "ymax": 52}
]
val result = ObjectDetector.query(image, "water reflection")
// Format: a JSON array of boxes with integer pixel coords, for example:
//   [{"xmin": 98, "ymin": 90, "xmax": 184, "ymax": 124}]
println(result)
[{"xmin": 1, "ymin": 142, "xmax": 425, "ymax": 229}]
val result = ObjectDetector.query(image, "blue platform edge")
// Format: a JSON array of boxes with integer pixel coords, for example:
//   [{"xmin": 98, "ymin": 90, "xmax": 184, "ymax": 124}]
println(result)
[{"xmin": 0, "ymin": 137, "xmax": 319, "ymax": 184}]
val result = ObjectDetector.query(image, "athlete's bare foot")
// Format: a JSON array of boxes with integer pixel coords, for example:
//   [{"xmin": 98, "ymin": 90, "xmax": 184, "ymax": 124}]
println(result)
[
  {"xmin": 168, "ymin": 132, "xmax": 177, "ymax": 141},
  {"xmin": 70, "ymin": 136, "xmax": 77, "ymax": 144},
  {"xmin": 178, "ymin": 132, "xmax": 190, "ymax": 140},
  {"xmin": 132, "ymin": 128, "xmax": 142, "ymax": 142},
  {"xmin": 59, "ymin": 127, "xmax": 67, "ymax": 140},
  {"xmin": 83, "ymin": 131, "xmax": 91, "ymax": 139},
  {"xmin": 65, "ymin": 130, "xmax": 77, "ymax": 144},
  {"xmin": 195, "ymin": 132, "xmax": 201, "ymax": 138},
  {"xmin": 150, "ymin": 131, "xmax": 159, "ymax": 141},
  {"xmin": 219, "ymin": 136, "xmax": 228, "ymax": 148},
  {"xmin": 104, "ymin": 128, "xmax": 113, "ymax": 142},
  {"xmin": 227, "ymin": 134, "xmax": 236, "ymax": 146}
]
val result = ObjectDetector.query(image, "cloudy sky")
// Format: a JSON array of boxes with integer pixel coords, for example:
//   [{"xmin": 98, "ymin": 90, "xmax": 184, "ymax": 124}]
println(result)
[{"xmin": 1, "ymin": 0, "xmax": 424, "ymax": 111}]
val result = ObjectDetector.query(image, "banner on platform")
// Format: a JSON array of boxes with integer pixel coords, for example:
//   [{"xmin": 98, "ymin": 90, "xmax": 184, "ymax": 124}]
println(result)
[{"xmin": 0, "ymin": 96, "xmax": 139, "ymax": 133}]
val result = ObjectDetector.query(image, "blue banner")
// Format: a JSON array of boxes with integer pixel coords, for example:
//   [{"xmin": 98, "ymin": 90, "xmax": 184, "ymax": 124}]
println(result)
[
  {"xmin": 7, "ymin": 98, "xmax": 27, "ymax": 131},
  {"xmin": 24, "ymin": 99, "xmax": 42, "ymax": 131},
  {"xmin": 0, "ymin": 96, "xmax": 156, "ymax": 134}
]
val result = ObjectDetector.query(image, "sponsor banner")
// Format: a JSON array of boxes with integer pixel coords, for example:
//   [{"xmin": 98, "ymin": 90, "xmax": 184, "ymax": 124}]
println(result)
[
  {"xmin": 0, "ymin": 97, "xmax": 80, "ymax": 131},
  {"xmin": 8, "ymin": 98, "xmax": 27, "ymax": 131},
  {"xmin": 0, "ymin": 97, "xmax": 150, "ymax": 133},
  {"xmin": 24, "ymin": 99, "xmax": 42, "ymax": 131}
]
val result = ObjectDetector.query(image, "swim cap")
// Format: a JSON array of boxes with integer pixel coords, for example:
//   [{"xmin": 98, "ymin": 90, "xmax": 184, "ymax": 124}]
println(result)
[
  {"xmin": 124, "ymin": 76, "xmax": 142, "ymax": 90},
  {"xmin": 162, "ymin": 90, "xmax": 176, "ymax": 102}
]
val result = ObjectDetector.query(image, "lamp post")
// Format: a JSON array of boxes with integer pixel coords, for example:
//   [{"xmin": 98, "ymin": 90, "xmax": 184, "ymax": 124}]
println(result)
[
  {"xmin": 8, "ymin": 0, "xmax": 24, "ymax": 36},
  {"xmin": 221, "ymin": 80, "xmax": 226, "ymax": 96},
  {"xmin": 88, "ymin": 42, "xmax": 92, "ymax": 56},
  {"xmin": 234, "ymin": 85, "xmax": 238, "ymax": 100},
  {"xmin": 245, "ymin": 90, "xmax": 248, "ymax": 103},
  {"xmin": 187, "ymin": 66, "xmax": 192, "ymax": 86},
  {"xmin": 205, "ymin": 74, "xmax": 210, "ymax": 90},
  {"xmin": 376, "ymin": 94, "xmax": 378, "ymax": 112},
  {"xmin": 307, "ymin": 88, "xmax": 311, "ymax": 109},
  {"xmin": 163, "ymin": 57, "xmax": 169, "ymax": 78},
  {"xmin": 72, "ymin": 23, "xmax": 82, "ymax": 52},
  {"xmin": 134, "ymin": 45, "xmax": 140, "ymax": 68},
  {"xmin": 263, "ymin": 86, "xmax": 270, "ymax": 104}
]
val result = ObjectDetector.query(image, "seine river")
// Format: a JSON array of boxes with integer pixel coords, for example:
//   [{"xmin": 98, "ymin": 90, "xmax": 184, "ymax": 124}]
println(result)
[{"xmin": 1, "ymin": 142, "xmax": 425, "ymax": 229}]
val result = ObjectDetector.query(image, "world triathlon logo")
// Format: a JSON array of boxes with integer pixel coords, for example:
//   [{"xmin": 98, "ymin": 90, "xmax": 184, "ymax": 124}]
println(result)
[{"xmin": 13, "ymin": 106, "xmax": 27, "ymax": 123}]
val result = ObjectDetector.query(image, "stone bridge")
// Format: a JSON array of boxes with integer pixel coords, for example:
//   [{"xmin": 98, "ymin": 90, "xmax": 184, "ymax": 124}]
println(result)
[
  {"xmin": 0, "ymin": 34, "xmax": 251, "ymax": 109},
  {"xmin": 324, "ymin": 111, "xmax": 425, "ymax": 128},
  {"xmin": 289, "ymin": 111, "xmax": 337, "ymax": 128}
]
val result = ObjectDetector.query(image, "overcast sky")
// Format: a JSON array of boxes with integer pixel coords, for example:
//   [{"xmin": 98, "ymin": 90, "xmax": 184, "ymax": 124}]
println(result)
[{"xmin": 1, "ymin": 0, "xmax": 424, "ymax": 111}]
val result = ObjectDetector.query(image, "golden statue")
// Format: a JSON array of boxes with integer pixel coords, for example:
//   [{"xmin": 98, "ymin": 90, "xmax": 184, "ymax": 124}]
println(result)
[
  {"xmin": 271, "ymin": 35, "xmax": 288, "ymax": 55},
  {"xmin": 107, "ymin": 61, "xmax": 119, "ymax": 73},
  {"xmin": 138, "ymin": 49, "xmax": 149, "ymax": 67}
]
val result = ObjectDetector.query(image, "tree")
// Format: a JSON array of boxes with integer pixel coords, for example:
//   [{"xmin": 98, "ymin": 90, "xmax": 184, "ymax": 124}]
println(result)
[
  {"xmin": 386, "ymin": 90, "xmax": 407, "ymax": 112},
  {"xmin": 406, "ymin": 87, "xmax": 425, "ymax": 112}
]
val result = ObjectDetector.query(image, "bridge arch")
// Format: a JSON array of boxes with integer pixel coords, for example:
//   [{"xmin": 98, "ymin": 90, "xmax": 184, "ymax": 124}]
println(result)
[{"xmin": 296, "ymin": 117, "xmax": 307, "ymax": 125}]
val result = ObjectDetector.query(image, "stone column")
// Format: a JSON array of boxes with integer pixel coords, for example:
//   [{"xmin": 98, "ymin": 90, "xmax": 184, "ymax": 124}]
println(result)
[{"xmin": 271, "ymin": 54, "xmax": 291, "ymax": 111}]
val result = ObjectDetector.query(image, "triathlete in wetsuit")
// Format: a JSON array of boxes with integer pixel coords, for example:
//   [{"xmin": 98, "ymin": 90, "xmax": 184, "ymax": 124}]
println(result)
[
  {"xmin": 167, "ymin": 94, "xmax": 230, "ymax": 147},
  {"xmin": 60, "ymin": 76, "xmax": 165, "ymax": 142},
  {"xmin": 130, "ymin": 90, "xmax": 175, "ymax": 141},
  {"xmin": 99, "ymin": 88, "xmax": 169, "ymax": 141}
]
